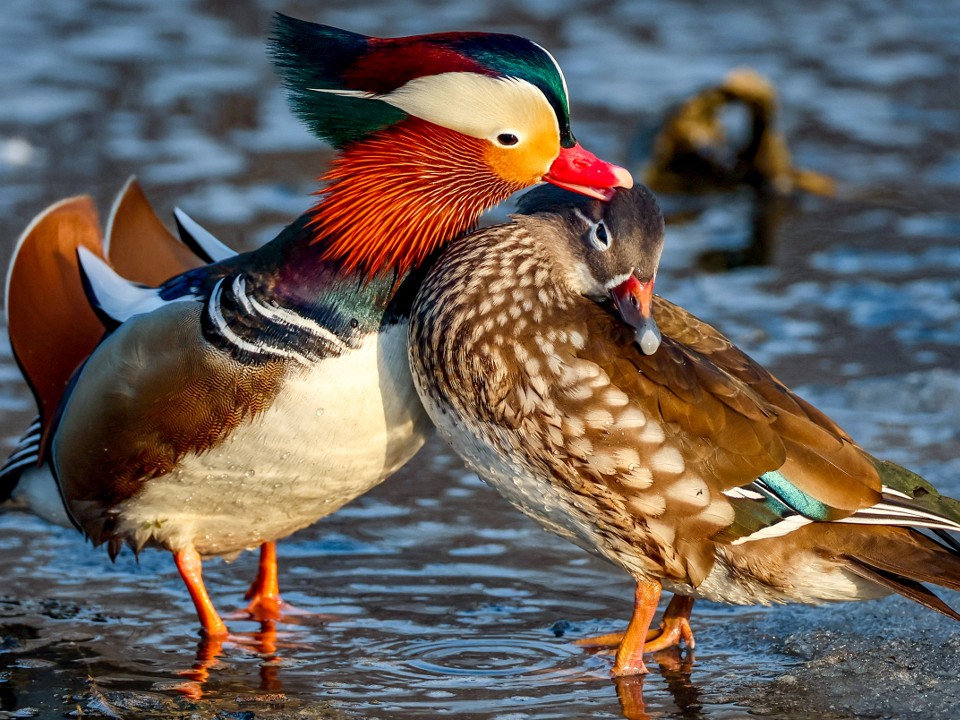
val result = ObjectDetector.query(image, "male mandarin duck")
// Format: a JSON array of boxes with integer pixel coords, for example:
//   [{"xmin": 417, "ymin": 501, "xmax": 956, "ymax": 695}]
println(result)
[
  {"xmin": 408, "ymin": 184, "xmax": 960, "ymax": 676},
  {"xmin": 0, "ymin": 14, "xmax": 632, "ymax": 637}
]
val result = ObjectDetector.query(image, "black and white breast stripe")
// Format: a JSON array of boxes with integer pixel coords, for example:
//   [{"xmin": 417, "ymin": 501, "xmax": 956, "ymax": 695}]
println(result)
[
  {"xmin": 78, "ymin": 248, "xmax": 359, "ymax": 366},
  {"xmin": 202, "ymin": 275, "xmax": 355, "ymax": 364},
  {"xmin": 0, "ymin": 416, "xmax": 42, "ymax": 481}
]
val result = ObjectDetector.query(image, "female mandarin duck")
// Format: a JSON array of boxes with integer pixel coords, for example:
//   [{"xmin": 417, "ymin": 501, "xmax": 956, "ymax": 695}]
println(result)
[
  {"xmin": 408, "ymin": 184, "xmax": 960, "ymax": 676},
  {"xmin": 0, "ymin": 14, "xmax": 632, "ymax": 636}
]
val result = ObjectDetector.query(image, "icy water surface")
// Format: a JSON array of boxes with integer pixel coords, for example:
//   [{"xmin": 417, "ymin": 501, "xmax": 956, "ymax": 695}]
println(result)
[{"xmin": 2, "ymin": 1, "xmax": 960, "ymax": 718}]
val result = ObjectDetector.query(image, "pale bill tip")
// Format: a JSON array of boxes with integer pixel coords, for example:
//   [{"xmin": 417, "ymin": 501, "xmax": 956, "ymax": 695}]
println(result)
[
  {"xmin": 612, "ymin": 164, "xmax": 635, "ymax": 189},
  {"xmin": 638, "ymin": 325, "xmax": 662, "ymax": 355}
]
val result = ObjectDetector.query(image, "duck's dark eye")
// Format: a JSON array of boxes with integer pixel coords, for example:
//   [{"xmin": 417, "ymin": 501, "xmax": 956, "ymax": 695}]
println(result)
[
  {"xmin": 591, "ymin": 221, "xmax": 610, "ymax": 250},
  {"xmin": 497, "ymin": 133, "xmax": 519, "ymax": 147}
]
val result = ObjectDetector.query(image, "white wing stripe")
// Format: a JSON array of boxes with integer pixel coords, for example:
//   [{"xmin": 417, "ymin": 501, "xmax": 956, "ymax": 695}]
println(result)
[
  {"xmin": 209, "ymin": 279, "xmax": 303, "ymax": 362},
  {"xmin": 248, "ymin": 295, "xmax": 347, "ymax": 352},
  {"xmin": 77, "ymin": 247, "xmax": 176, "ymax": 322},
  {"xmin": 724, "ymin": 486, "xmax": 766, "ymax": 501},
  {"xmin": 173, "ymin": 207, "xmax": 236, "ymax": 262},
  {"xmin": 730, "ymin": 515, "xmax": 813, "ymax": 545},
  {"xmin": 880, "ymin": 485, "xmax": 914, "ymax": 500},
  {"xmin": 847, "ymin": 502, "xmax": 960, "ymax": 531},
  {"xmin": 727, "ymin": 481, "xmax": 960, "ymax": 544}
]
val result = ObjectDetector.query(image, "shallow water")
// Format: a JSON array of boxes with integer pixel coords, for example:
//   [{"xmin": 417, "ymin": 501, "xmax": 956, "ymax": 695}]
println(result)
[{"xmin": 2, "ymin": 0, "xmax": 960, "ymax": 718}]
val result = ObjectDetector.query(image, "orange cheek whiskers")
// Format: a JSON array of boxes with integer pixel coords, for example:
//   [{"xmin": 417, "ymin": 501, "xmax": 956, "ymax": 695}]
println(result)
[{"xmin": 308, "ymin": 119, "xmax": 526, "ymax": 280}]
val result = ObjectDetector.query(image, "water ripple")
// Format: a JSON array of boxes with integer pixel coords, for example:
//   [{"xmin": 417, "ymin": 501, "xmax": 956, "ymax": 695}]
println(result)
[{"xmin": 366, "ymin": 635, "xmax": 590, "ymax": 684}]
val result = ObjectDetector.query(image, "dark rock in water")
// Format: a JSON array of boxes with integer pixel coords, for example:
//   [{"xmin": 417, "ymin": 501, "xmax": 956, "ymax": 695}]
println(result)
[{"xmin": 0, "ymin": 624, "xmax": 39, "ymax": 652}]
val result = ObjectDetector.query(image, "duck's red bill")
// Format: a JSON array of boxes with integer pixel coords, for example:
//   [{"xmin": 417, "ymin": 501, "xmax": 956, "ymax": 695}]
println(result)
[
  {"xmin": 611, "ymin": 274, "xmax": 661, "ymax": 355},
  {"xmin": 544, "ymin": 143, "xmax": 634, "ymax": 201}
]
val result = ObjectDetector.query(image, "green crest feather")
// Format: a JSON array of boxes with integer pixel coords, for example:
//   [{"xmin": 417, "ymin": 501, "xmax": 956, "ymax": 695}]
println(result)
[{"xmin": 269, "ymin": 14, "xmax": 406, "ymax": 149}]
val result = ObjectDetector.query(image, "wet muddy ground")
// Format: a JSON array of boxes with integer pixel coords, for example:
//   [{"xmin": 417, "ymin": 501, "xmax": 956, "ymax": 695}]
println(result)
[{"xmin": 2, "ymin": 1, "xmax": 960, "ymax": 718}]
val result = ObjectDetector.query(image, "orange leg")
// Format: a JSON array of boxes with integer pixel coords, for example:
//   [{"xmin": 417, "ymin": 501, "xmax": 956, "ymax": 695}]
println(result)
[
  {"xmin": 173, "ymin": 546, "xmax": 228, "ymax": 638},
  {"xmin": 642, "ymin": 594, "xmax": 695, "ymax": 653},
  {"xmin": 243, "ymin": 541, "xmax": 284, "ymax": 621},
  {"xmin": 611, "ymin": 578, "xmax": 662, "ymax": 676}
]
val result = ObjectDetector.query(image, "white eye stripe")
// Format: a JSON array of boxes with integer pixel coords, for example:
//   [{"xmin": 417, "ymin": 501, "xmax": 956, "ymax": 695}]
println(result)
[
  {"xmin": 530, "ymin": 40, "xmax": 570, "ymax": 115},
  {"xmin": 366, "ymin": 72, "xmax": 558, "ymax": 141},
  {"xmin": 572, "ymin": 208, "xmax": 593, "ymax": 227},
  {"xmin": 571, "ymin": 208, "xmax": 610, "ymax": 251},
  {"xmin": 603, "ymin": 270, "xmax": 634, "ymax": 291}
]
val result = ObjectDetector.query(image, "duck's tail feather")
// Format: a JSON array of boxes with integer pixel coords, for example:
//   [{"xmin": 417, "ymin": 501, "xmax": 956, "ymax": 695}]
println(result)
[
  {"xmin": 104, "ymin": 176, "xmax": 204, "ymax": 284},
  {"xmin": 4, "ymin": 181, "xmax": 206, "ymax": 475},
  {"xmin": 5, "ymin": 196, "xmax": 109, "ymax": 453},
  {"xmin": 838, "ymin": 524, "xmax": 960, "ymax": 621},
  {"xmin": 844, "ymin": 554, "xmax": 960, "ymax": 622},
  {"xmin": 173, "ymin": 207, "xmax": 236, "ymax": 263}
]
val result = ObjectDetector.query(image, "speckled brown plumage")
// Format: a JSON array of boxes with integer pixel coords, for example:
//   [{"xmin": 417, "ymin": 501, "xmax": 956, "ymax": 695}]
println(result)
[{"xmin": 409, "ymin": 183, "xmax": 960, "ymax": 675}]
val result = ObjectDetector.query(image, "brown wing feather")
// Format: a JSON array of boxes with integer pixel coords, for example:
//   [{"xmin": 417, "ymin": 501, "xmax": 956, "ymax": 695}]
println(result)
[
  {"xmin": 833, "ymin": 524, "xmax": 960, "ymax": 593},
  {"xmin": 544, "ymin": 299, "xmax": 879, "ymax": 583},
  {"xmin": 650, "ymin": 297, "xmax": 881, "ymax": 508},
  {"xmin": 104, "ymin": 177, "xmax": 203, "ymax": 285},
  {"xmin": 5, "ymin": 196, "xmax": 108, "ymax": 452},
  {"xmin": 653, "ymin": 296, "xmax": 854, "ymax": 441},
  {"xmin": 52, "ymin": 301, "xmax": 287, "ymax": 546},
  {"xmin": 582, "ymin": 307, "xmax": 786, "ymax": 482}
]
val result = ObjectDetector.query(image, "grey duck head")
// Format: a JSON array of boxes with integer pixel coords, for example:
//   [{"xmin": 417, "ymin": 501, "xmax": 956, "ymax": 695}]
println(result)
[{"xmin": 515, "ymin": 184, "xmax": 666, "ymax": 354}]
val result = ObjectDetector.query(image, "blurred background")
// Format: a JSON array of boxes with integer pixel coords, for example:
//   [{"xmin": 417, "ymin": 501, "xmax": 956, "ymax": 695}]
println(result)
[{"xmin": 1, "ymin": 1, "xmax": 960, "ymax": 718}]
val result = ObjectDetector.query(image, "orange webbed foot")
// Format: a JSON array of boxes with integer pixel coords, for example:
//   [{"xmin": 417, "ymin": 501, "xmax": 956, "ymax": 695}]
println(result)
[
  {"xmin": 241, "ymin": 586, "xmax": 285, "ymax": 622},
  {"xmin": 574, "ymin": 582, "xmax": 696, "ymax": 677},
  {"xmin": 234, "ymin": 541, "xmax": 314, "ymax": 622}
]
